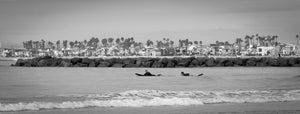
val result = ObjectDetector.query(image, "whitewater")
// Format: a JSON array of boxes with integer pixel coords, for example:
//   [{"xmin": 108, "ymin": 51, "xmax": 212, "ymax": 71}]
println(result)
[
  {"xmin": 1, "ymin": 89, "xmax": 300, "ymax": 111},
  {"xmin": 0, "ymin": 61, "xmax": 300, "ymax": 112}
]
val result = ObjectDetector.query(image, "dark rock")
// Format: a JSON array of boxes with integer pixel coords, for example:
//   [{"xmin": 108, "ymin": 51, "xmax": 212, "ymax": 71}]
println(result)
[
  {"xmin": 190, "ymin": 59, "xmax": 200, "ymax": 66},
  {"xmin": 111, "ymin": 63, "xmax": 125, "ymax": 67},
  {"xmin": 123, "ymin": 58, "xmax": 136, "ymax": 65},
  {"xmin": 177, "ymin": 57, "xmax": 193, "ymax": 67},
  {"xmin": 71, "ymin": 58, "xmax": 82, "ymax": 65},
  {"xmin": 196, "ymin": 57, "xmax": 208, "ymax": 66},
  {"xmin": 246, "ymin": 58, "xmax": 257, "ymax": 66},
  {"xmin": 223, "ymin": 59, "xmax": 234, "ymax": 66},
  {"xmin": 288, "ymin": 58, "xmax": 296, "ymax": 66},
  {"xmin": 205, "ymin": 58, "xmax": 216, "ymax": 67},
  {"xmin": 295, "ymin": 58, "xmax": 300, "ymax": 64},
  {"xmin": 233, "ymin": 58, "xmax": 243, "ymax": 66},
  {"xmin": 37, "ymin": 59, "xmax": 49, "ymax": 67},
  {"xmin": 82, "ymin": 58, "xmax": 92, "ymax": 64},
  {"xmin": 141, "ymin": 61, "xmax": 153, "ymax": 67},
  {"xmin": 59, "ymin": 60, "xmax": 72, "ymax": 67},
  {"xmin": 124, "ymin": 64, "xmax": 139, "ymax": 67},
  {"xmin": 215, "ymin": 58, "xmax": 226, "ymax": 66},
  {"xmin": 158, "ymin": 58, "xmax": 168, "ymax": 67},
  {"xmin": 88, "ymin": 62, "xmax": 96, "ymax": 67},
  {"xmin": 15, "ymin": 59, "xmax": 25, "ymax": 66},
  {"xmin": 152, "ymin": 61, "xmax": 163, "ymax": 68},
  {"xmin": 166, "ymin": 60, "xmax": 175, "ymax": 67},
  {"xmin": 97, "ymin": 62, "xmax": 111, "ymax": 67},
  {"xmin": 94, "ymin": 58, "xmax": 104, "ymax": 65},
  {"xmin": 292, "ymin": 64, "xmax": 300, "ymax": 67},
  {"xmin": 135, "ymin": 58, "xmax": 143, "ymax": 67},
  {"xmin": 277, "ymin": 58, "xmax": 289, "ymax": 66},
  {"xmin": 75, "ymin": 63, "xmax": 88, "ymax": 67}
]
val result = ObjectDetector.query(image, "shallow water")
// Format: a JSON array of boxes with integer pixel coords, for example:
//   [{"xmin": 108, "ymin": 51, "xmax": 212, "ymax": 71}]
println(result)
[{"xmin": 0, "ymin": 61, "xmax": 300, "ymax": 111}]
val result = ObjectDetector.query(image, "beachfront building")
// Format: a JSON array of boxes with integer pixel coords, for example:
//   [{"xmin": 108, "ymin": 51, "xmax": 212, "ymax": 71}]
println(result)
[
  {"xmin": 281, "ymin": 43, "xmax": 297, "ymax": 56},
  {"xmin": 256, "ymin": 46, "xmax": 275, "ymax": 56}
]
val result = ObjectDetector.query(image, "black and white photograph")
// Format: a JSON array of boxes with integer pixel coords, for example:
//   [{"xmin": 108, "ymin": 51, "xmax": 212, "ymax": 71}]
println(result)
[{"xmin": 0, "ymin": 0, "xmax": 300, "ymax": 114}]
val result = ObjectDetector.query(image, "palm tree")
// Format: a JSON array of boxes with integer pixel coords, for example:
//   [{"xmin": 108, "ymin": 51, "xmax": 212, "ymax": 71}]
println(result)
[
  {"xmin": 170, "ymin": 40, "xmax": 174, "ymax": 48},
  {"xmin": 194, "ymin": 41, "xmax": 198, "ymax": 46},
  {"xmin": 115, "ymin": 38, "xmax": 120, "ymax": 47},
  {"xmin": 225, "ymin": 41, "xmax": 229, "ymax": 46},
  {"xmin": 244, "ymin": 35, "xmax": 250, "ymax": 48},
  {"xmin": 120, "ymin": 37, "xmax": 124, "ymax": 43},
  {"xmin": 41, "ymin": 39, "xmax": 45, "ymax": 49},
  {"xmin": 101, "ymin": 38, "xmax": 108, "ymax": 47},
  {"xmin": 84, "ymin": 40, "xmax": 87, "ymax": 46},
  {"xmin": 296, "ymin": 35, "xmax": 299, "ymax": 46},
  {"xmin": 178, "ymin": 40, "xmax": 182, "ymax": 47},
  {"xmin": 235, "ymin": 38, "xmax": 243, "ymax": 51},
  {"xmin": 69, "ymin": 41, "xmax": 74, "ymax": 49},
  {"xmin": 63, "ymin": 40, "xmax": 68, "ymax": 49},
  {"xmin": 108, "ymin": 38, "xmax": 114, "ymax": 47},
  {"xmin": 146, "ymin": 40, "xmax": 153, "ymax": 47},
  {"xmin": 56, "ymin": 40, "xmax": 60, "ymax": 50}
]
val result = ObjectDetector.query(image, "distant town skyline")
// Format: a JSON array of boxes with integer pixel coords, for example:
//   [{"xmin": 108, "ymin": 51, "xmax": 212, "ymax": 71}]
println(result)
[{"xmin": 1, "ymin": 0, "xmax": 300, "ymax": 48}]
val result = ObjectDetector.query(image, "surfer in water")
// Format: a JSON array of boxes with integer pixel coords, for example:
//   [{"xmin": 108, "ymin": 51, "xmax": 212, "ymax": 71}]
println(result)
[
  {"xmin": 144, "ymin": 70, "xmax": 153, "ymax": 76},
  {"xmin": 181, "ymin": 72, "xmax": 204, "ymax": 76},
  {"xmin": 181, "ymin": 72, "xmax": 190, "ymax": 76}
]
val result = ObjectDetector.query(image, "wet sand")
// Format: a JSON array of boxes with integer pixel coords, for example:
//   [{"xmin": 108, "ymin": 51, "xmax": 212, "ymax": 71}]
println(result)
[{"xmin": 2, "ymin": 101, "xmax": 300, "ymax": 114}]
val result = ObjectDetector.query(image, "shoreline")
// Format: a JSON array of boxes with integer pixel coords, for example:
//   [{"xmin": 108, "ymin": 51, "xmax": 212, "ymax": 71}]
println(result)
[{"xmin": 2, "ymin": 101, "xmax": 300, "ymax": 114}]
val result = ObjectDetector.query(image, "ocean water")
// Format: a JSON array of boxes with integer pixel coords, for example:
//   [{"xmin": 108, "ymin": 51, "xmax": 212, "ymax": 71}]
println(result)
[{"xmin": 0, "ymin": 61, "xmax": 300, "ymax": 112}]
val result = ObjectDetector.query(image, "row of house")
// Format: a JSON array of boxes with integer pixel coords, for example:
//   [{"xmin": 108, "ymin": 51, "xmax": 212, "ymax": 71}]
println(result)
[{"xmin": 1, "ymin": 42, "xmax": 300, "ymax": 57}]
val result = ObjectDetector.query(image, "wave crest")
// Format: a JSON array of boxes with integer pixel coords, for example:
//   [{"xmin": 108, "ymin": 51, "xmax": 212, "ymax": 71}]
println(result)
[{"xmin": 1, "ymin": 89, "xmax": 300, "ymax": 111}]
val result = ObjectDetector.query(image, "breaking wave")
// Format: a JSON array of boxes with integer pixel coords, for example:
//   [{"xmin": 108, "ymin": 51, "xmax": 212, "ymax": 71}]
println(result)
[{"xmin": 1, "ymin": 89, "xmax": 300, "ymax": 111}]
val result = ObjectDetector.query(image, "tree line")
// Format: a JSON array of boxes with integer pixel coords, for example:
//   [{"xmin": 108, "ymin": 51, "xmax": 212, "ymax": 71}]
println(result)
[{"xmin": 22, "ymin": 34, "xmax": 288, "ymax": 51}]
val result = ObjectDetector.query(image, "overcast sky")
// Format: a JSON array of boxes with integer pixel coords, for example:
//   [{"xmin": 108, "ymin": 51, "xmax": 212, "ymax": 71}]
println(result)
[{"xmin": 0, "ymin": 0, "xmax": 300, "ymax": 48}]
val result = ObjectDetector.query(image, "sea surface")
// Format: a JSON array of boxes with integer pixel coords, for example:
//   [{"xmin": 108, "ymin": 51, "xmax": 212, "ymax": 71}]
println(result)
[{"xmin": 0, "ymin": 61, "xmax": 300, "ymax": 112}]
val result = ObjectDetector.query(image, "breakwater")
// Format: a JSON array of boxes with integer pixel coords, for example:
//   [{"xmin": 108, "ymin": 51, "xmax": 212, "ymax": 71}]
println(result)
[{"xmin": 12, "ymin": 56, "xmax": 300, "ymax": 67}]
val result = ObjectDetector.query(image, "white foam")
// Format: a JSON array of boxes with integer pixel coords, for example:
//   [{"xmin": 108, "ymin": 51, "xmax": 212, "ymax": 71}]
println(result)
[
  {"xmin": 1, "ymin": 89, "xmax": 300, "ymax": 112},
  {"xmin": 0, "ymin": 97, "xmax": 203, "ymax": 111}
]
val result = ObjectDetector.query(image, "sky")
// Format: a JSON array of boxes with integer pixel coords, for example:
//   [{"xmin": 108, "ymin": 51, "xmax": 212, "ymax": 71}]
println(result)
[{"xmin": 0, "ymin": 0, "xmax": 300, "ymax": 48}]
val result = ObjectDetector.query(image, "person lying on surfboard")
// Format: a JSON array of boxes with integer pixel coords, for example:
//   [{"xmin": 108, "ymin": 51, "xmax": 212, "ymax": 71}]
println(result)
[
  {"xmin": 144, "ymin": 70, "xmax": 153, "ymax": 76},
  {"xmin": 135, "ymin": 70, "xmax": 162, "ymax": 76},
  {"xmin": 181, "ymin": 72, "xmax": 204, "ymax": 76}
]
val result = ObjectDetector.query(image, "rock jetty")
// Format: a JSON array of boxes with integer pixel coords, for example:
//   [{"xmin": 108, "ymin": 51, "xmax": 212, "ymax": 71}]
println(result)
[{"xmin": 12, "ymin": 56, "xmax": 300, "ymax": 67}]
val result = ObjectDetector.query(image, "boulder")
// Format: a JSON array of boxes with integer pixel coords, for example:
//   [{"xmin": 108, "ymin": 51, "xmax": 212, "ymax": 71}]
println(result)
[
  {"xmin": 82, "ymin": 58, "xmax": 92, "ymax": 64},
  {"xmin": 196, "ymin": 57, "xmax": 208, "ymax": 66},
  {"xmin": 277, "ymin": 58, "xmax": 289, "ymax": 66},
  {"xmin": 37, "ymin": 59, "xmax": 49, "ymax": 67},
  {"xmin": 59, "ymin": 60, "xmax": 72, "ymax": 67},
  {"xmin": 124, "ymin": 64, "xmax": 139, "ymax": 67},
  {"xmin": 141, "ymin": 61, "xmax": 153, "ymax": 67},
  {"xmin": 111, "ymin": 63, "xmax": 125, "ymax": 67},
  {"xmin": 152, "ymin": 61, "xmax": 163, "ymax": 68},
  {"xmin": 71, "ymin": 58, "xmax": 82, "ymax": 65},
  {"xmin": 223, "ymin": 59, "xmax": 234, "ymax": 66},
  {"xmin": 215, "ymin": 58, "xmax": 226, "ymax": 66},
  {"xmin": 166, "ymin": 60, "xmax": 175, "ymax": 67},
  {"xmin": 122, "ymin": 58, "xmax": 136, "ymax": 65},
  {"xmin": 190, "ymin": 59, "xmax": 200, "ymax": 66},
  {"xmin": 205, "ymin": 58, "xmax": 216, "ymax": 67},
  {"xmin": 177, "ymin": 58, "xmax": 192, "ymax": 67},
  {"xmin": 14, "ymin": 59, "xmax": 25, "ymax": 66},
  {"xmin": 233, "ymin": 58, "xmax": 243, "ymax": 66},
  {"xmin": 97, "ymin": 62, "xmax": 111, "ymax": 67},
  {"xmin": 246, "ymin": 58, "xmax": 257, "ymax": 66},
  {"xmin": 88, "ymin": 62, "xmax": 96, "ymax": 67}
]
